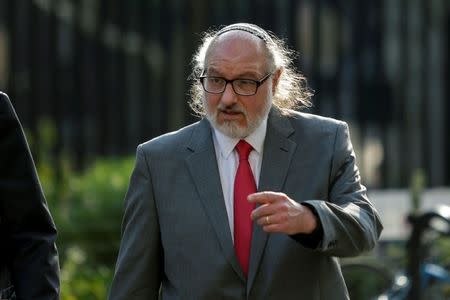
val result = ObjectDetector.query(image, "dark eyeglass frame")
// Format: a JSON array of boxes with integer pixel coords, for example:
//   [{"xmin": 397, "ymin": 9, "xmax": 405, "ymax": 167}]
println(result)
[{"xmin": 199, "ymin": 72, "xmax": 273, "ymax": 96}]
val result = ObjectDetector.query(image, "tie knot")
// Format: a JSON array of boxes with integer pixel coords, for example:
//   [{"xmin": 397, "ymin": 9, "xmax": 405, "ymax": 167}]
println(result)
[{"xmin": 235, "ymin": 140, "xmax": 253, "ymax": 160}]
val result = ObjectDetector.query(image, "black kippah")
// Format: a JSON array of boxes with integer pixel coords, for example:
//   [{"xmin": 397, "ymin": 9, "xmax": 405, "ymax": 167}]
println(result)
[{"xmin": 215, "ymin": 23, "xmax": 272, "ymax": 43}]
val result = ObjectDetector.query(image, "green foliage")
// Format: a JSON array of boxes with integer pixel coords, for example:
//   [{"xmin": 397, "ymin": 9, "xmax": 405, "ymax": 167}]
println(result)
[
  {"xmin": 54, "ymin": 157, "xmax": 134, "ymax": 265},
  {"xmin": 39, "ymin": 156, "xmax": 134, "ymax": 299},
  {"xmin": 410, "ymin": 168, "xmax": 426, "ymax": 212},
  {"xmin": 60, "ymin": 247, "xmax": 114, "ymax": 300},
  {"xmin": 435, "ymin": 239, "xmax": 450, "ymax": 266},
  {"xmin": 33, "ymin": 118, "xmax": 135, "ymax": 299}
]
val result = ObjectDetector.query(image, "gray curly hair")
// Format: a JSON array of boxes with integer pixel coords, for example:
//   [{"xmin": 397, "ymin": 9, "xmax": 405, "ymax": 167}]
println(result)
[{"xmin": 188, "ymin": 23, "xmax": 313, "ymax": 116}]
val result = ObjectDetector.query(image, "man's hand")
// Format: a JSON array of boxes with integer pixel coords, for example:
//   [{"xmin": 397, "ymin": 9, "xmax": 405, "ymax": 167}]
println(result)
[{"xmin": 249, "ymin": 191, "xmax": 318, "ymax": 235}]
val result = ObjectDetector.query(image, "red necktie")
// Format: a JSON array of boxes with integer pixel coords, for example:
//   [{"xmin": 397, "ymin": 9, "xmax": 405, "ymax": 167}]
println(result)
[{"xmin": 234, "ymin": 140, "xmax": 256, "ymax": 277}]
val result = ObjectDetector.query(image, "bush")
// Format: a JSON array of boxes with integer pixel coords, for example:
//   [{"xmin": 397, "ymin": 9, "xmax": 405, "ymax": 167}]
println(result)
[
  {"xmin": 38, "ymin": 154, "xmax": 134, "ymax": 299},
  {"xmin": 29, "ymin": 118, "xmax": 135, "ymax": 298},
  {"xmin": 53, "ymin": 157, "xmax": 134, "ymax": 265},
  {"xmin": 60, "ymin": 246, "xmax": 114, "ymax": 300}
]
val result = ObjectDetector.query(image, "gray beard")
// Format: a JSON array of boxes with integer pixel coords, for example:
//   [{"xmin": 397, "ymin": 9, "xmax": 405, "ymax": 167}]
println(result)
[
  {"xmin": 205, "ymin": 99, "xmax": 272, "ymax": 139},
  {"xmin": 208, "ymin": 117, "xmax": 255, "ymax": 139}
]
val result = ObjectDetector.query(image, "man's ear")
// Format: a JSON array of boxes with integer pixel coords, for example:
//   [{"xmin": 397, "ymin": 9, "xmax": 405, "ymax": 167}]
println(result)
[{"xmin": 272, "ymin": 68, "xmax": 282, "ymax": 95}]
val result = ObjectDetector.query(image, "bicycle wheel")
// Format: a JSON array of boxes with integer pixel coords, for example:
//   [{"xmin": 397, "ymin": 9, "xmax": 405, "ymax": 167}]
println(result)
[{"xmin": 341, "ymin": 262, "xmax": 394, "ymax": 300}]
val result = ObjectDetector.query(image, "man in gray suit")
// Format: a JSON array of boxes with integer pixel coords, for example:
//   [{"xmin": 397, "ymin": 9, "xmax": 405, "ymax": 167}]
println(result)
[{"xmin": 109, "ymin": 23, "xmax": 382, "ymax": 299}]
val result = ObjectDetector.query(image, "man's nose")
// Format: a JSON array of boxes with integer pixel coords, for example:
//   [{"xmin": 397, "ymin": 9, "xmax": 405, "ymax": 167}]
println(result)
[{"xmin": 220, "ymin": 82, "xmax": 238, "ymax": 106}]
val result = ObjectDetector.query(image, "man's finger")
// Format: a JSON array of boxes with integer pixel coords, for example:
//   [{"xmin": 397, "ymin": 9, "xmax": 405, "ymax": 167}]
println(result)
[
  {"xmin": 262, "ymin": 223, "xmax": 286, "ymax": 233},
  {"xmin": 254, "ymin": 212, "xmax": 285, "ymax": 226},
  {"xmin": 248, "ymin": 191, "xmax": 286, "ymax": 204},
  {"xmin": 251, "ymin": 204, "xmax": 278, "ymax": 221}
]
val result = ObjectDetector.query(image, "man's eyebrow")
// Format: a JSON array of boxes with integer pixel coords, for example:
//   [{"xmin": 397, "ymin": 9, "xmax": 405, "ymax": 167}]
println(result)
[
  {"xmin": 204, "ymin": 68, "xmax": 261, "ymax": 79},
  {"xmin": 205, "ymin": 67, "xmax": 221, "ymax": 76},
  {"xmin": 236, "ymin": 72, "xmax": 261, "ymax": 78}
]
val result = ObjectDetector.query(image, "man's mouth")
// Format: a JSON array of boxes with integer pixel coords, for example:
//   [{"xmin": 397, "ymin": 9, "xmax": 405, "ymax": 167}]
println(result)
[{"xmin": 219, "ymin": 109, "xmax": 244, "ymax": 120}]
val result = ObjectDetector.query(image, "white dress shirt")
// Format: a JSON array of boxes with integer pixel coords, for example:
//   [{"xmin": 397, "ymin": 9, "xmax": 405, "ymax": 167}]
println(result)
[{"xmin": 211, "ymin": 118, "xmax": 268, "ymax": 240}]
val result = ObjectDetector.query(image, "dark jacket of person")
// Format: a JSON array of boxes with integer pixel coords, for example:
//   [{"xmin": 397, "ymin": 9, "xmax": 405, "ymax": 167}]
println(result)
[{"xmin": 0, "ymin": 92, "xmax": 60, "ymax": 299}]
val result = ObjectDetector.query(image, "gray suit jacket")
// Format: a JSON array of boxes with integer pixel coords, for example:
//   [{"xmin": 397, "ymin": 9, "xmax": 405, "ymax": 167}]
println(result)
[{"xmin": 109, "ymin": 109, "xmax": 382, "ymax": 300}]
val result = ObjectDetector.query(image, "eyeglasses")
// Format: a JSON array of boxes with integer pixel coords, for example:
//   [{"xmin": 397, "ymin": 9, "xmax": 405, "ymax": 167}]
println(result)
[{"xmin": 199, "ymin": 72, "xmax": 273, "ymax": 96}]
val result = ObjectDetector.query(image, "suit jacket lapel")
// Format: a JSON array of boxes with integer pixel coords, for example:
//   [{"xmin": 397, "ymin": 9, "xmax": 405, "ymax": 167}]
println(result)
[
  {"xmin": 247, "ymin": 109, "xmax": 297, "ymax": 292},
  {"xmin": 185, "ymin": 119, "xmax": 245, "ymax": 281}
]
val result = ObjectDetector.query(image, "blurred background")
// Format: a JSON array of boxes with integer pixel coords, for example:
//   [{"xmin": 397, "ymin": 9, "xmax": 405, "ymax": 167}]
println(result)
[{"xmin": 0, "ymin": 0, "xmax": 449, "ymax": 299}]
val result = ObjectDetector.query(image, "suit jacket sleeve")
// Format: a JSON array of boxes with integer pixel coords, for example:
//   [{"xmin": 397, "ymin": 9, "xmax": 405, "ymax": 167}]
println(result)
[
  {"xmin": 108, "ymin": 145, "xmax": 162, "ymax": 299},
  {"xmin": 0, "ymin": 92, "xmax": 60, "ymax": 299},
  {"xmin": 303, "ymin": 121, "xmax": 383, "ymax": 256}
]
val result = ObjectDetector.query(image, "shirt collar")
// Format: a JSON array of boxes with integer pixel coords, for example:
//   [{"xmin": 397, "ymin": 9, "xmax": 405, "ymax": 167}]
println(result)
[{"xmin": 212, "ymin": 117, "xmax": 268, "ymax": 159}]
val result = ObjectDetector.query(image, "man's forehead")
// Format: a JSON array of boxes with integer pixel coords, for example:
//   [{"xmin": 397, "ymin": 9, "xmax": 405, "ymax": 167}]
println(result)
[
  {"xmin": 212, "ymin": 30, "xmax": 264, "ymax": 50},
  {"xmin": 203, "ymin": 30, "xmax": 270, "ymax": 76},
  {"xmin": 206, "ymin": 31, "xmax": 266, "ymax": 61}
]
